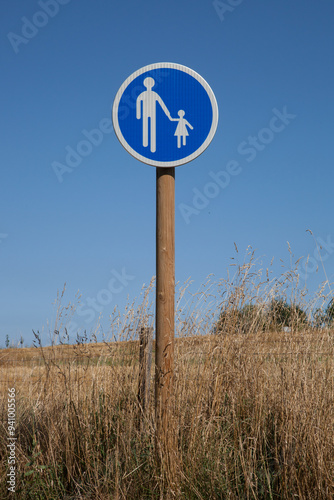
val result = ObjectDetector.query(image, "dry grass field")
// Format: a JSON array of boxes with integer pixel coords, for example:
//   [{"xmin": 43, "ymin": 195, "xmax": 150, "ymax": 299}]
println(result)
[{"xmin": 1, "ymin": 259, "xmax": 334, "ymax": 499}]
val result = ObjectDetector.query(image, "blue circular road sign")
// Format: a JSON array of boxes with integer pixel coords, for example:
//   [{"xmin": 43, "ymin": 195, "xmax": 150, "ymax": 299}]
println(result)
[{"xmin": 112, "ymin": 62, "xmax": 218, "ymax": 167}]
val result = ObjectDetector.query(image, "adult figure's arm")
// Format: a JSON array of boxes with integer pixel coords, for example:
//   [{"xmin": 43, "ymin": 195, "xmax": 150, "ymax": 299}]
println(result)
[
  {"xmin": 136, "ymin": 94, "xmax": 143, "ymax": 119},
  {"xmin": 156, "ymin": 94, "xmax": 172, "ymax": 120}
]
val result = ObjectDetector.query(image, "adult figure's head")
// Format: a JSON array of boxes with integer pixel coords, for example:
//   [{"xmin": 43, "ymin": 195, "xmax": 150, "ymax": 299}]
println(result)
[{"xmin": 143, "ymin": 77, "xmax": 155, "ymax": 90}]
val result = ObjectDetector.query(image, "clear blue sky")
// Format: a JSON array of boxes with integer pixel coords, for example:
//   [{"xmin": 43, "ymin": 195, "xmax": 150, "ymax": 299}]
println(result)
[{"xmin": 1, "ymin": 0, "xmax": 334, "ymax": 346}]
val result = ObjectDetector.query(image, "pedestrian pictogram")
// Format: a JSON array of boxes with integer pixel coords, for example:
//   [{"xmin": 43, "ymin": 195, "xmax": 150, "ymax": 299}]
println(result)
[
  {"xmin": 172, "ymin": 110, "xmax": 194, "ymax": 148},
  {"xmin": 136, "ymin": 76, "xmax": 172, "ymax": 153},
  {"xmin": 112, "ymin": 62, "xmax": 218, "ymax": 167}
]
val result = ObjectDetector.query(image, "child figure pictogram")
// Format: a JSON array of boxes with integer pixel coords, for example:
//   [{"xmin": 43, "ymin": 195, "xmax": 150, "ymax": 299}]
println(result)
[{"xmin": 172, "ymin": 110, "xmax": 194, "ymax": 148}]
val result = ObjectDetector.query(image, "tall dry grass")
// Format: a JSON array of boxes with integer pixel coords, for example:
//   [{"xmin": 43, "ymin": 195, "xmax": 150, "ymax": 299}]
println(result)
[{"xmin": 1, "ymin": 250, "xmax": 333, "ymax": 499}]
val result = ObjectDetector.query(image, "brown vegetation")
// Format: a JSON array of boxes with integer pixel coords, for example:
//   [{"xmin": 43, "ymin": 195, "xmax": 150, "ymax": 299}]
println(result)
[{"xmin": 1, "ymin": 253, "xmax": 333, "ymax": 498}]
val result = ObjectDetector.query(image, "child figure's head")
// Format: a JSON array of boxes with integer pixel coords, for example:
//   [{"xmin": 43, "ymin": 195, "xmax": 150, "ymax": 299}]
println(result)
[{"xmin": 178, "ymin": 110, "xmax": 185, "ymax": 118}]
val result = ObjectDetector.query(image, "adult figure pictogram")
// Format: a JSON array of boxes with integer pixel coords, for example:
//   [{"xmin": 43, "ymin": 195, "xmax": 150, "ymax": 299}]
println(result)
[{"xmin": 136, "ymin": 77, "xmax": 172, "ymax": 153}]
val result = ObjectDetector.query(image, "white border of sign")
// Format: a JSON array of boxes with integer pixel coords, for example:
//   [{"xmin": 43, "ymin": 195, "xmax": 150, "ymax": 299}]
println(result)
[{"xmin": 112, "ymin": 62, "xmax": 219, "ymax": 168}]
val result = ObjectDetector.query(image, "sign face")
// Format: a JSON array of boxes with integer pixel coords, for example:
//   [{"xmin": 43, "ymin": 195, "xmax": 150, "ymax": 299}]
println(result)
[{"xmin": 112, "ymin": 62, "xmax": 218, "ymax": 167}]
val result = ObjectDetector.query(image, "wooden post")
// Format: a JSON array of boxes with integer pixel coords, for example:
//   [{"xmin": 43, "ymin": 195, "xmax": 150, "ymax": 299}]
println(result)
[{"xmin": 155, "ymin": 167, "xmax": 175, "ymax": 473}]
